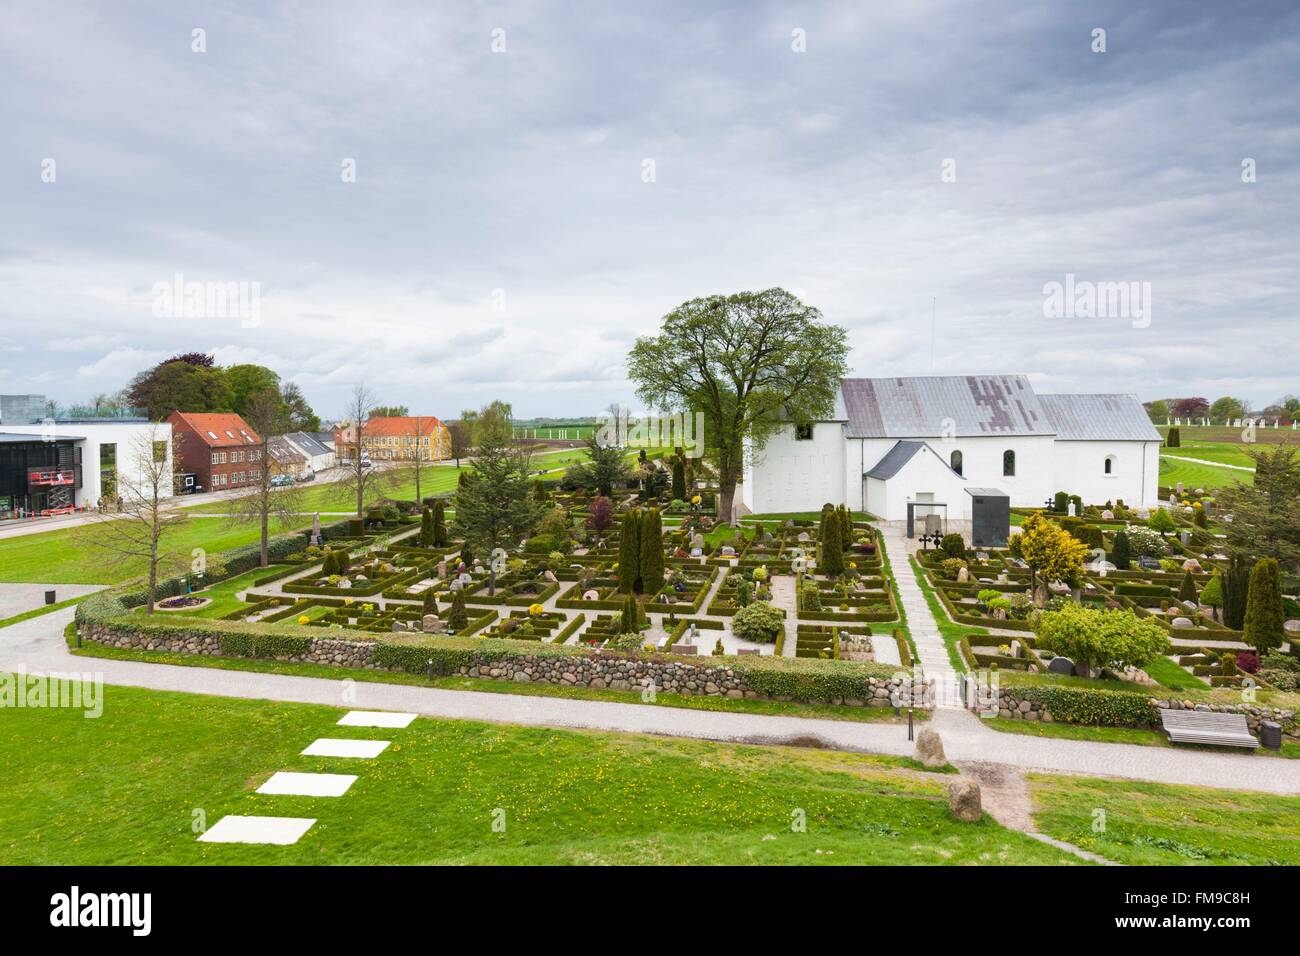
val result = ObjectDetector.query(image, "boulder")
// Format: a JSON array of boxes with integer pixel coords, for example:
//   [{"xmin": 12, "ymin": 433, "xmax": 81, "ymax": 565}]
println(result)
[
  {"xmin": 1182, "ymin": 559, "xmax": 1202, "ymax": 573},
  {"xmin": 1284, "ymin": 619, "xmax": 1300, "ymax": 634},
  {"xmin": 914, "ymin": 729, "xmax": 947, "ymax": 768},
  {"xmin": 582, "ymin": 589, "xmax": 600, "ymax": 601},
  {"xmin": 948, "ymin": 779, "xmax": 982, "ymax": 822},
  {"xmin": 1171, "ymin": 616, "xmax": 1195, "ymax": 629},
  {"xmin": 956, "ymin": 566, "xmax": 969, "ymax": 583}
]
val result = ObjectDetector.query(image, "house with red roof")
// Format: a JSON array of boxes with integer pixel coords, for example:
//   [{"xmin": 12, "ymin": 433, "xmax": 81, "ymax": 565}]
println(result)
[{"xmin": 166, "ymin": 411, "xmax": 262, "ymax": 493}]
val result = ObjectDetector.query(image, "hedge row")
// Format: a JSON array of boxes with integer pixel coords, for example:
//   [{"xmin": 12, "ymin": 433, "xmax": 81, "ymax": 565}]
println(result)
[{"xmin": 1008, "ymin": 685, "xmax": 1158, "ymax": 727}]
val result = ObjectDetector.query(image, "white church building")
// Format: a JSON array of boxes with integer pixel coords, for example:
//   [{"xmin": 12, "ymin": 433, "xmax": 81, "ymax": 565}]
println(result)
[{"xmin": 741, "ymin": 375, "xmax": 1162, "ymax": 520}]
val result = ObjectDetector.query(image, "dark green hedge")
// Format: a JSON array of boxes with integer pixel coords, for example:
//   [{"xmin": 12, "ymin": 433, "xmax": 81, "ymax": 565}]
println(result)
[{"xmin": 1011, "ymin": 685, "xmax": 1157, "ymax": 727}]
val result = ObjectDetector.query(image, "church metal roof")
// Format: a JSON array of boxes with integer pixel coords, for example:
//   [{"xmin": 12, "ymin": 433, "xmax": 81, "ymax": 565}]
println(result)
[{"xmin": 840, "ymin": 375, "xmax": 1051, "ymax": 439}]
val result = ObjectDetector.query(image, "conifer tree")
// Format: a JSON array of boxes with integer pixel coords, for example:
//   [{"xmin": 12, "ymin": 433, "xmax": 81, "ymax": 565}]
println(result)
[
  {"xmin": 640, "ymin": 507, "xmax": 665, "ymax": 596},
  {"xmin": 618, "ymin": 508, "xmax": 642, "ymax": 593},
  {"xmin": 1243, "ymin": 557, "xmax": 1284, "ymax": 654}
]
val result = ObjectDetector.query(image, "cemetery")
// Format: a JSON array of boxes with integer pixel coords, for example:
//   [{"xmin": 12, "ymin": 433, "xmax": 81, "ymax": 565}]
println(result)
[{"xmin": 77, "ymin": 455, "xmax": 917, "ymax": 709}]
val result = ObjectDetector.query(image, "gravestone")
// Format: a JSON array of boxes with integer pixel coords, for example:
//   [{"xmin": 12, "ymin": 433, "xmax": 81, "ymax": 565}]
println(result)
[
  {"xmin": 1171, "ymin": 617, "xmax": 1194, "ymax": 628},
  {"xmin": 437, "ymin": 561, "xmax": 447, "ymax": 578},
  {"xmin": 1010, "ymin": 640, "xmax": 1021, "ymax": 658},
  {"xmin": 1047, "ymin": 656, "xmax": 1075, "ymax": 676}
]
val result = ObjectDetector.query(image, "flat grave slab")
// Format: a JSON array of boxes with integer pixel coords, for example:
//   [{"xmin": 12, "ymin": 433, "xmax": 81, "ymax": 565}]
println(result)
[
  {"xmin": 198, "ymin": 815, "xmax": 316, "ymax": 845},
  {"xmin": 301, "ymin": 738, "xmax": 390, "ymax": 758},
  {"xmin": 338, "ymin": 710, "xmax": 417, "ymax": 729},
  {"xmin": 257, "ymin": 771, "xmax": 357, "ymax": 797}
]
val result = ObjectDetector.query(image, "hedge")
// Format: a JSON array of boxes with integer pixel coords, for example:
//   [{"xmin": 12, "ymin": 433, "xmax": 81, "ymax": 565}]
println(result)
[
  {"xmin": 1009, "ymin": 685, "xmax": 1158, "ymax": 727},
  {"xmin": 733, "ymin": 655, "xmax": 899, "ymax": 703}
]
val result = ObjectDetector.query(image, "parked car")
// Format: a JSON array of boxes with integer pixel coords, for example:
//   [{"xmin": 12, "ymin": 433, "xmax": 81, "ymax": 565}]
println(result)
[
  {"xmin": 296, "ymin": 469, "xmax": 316, "ymax": 482},
  {"xmin": 270, "ymin": 474, "xmax": 293, "ymax": 487}
]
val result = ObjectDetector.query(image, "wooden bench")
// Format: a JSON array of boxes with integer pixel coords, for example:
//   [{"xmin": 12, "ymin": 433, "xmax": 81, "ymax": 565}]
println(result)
[{"xmin": 1159, "ymin": 709, "xmax": 1258, "ymax": 749}]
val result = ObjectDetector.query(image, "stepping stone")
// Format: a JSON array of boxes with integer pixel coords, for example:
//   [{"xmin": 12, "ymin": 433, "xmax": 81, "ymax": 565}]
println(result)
[
  {"xmin": 257, "ymin": 771, "xmax": 357, "ymax": 797},
  {"xmin": 338, "ymin": 711, "xmax": 417, "ymax": 729},
  {"xmin": 302, "ymin": 738, "xmax": 390, "ymax": 759},
  {"xmin": 198, "ymin": 815, "xmax": 316, "ymax": 845}
]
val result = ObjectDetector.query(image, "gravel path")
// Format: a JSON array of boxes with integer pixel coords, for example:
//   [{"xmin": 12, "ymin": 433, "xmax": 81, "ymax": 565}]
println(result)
[{"xmin": 6, "ymin": 608, "xmax": 1300, "ymax": 794}]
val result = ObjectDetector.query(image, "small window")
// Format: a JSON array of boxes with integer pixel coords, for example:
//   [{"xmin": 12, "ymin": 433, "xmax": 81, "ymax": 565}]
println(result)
[
  {"xmin": 950, "ymin": 450, "xmax": 963, "ymax": 476},
  {"xmin": 794, "ymin": 424, "xmax": 814, "ymax": 441},
  {"xmin": 1104, "ymin": 455, "xmax": 1116, "ymax": 475},
  {"xmin": 1002, "ymin": 449, "xmax": 1016, "ymax": 477}
]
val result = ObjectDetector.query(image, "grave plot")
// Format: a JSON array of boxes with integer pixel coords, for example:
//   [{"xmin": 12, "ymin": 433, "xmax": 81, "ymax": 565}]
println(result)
[
  {"xmin": 281, "ymin": 550, "xmax": 431, "ymax": 599},
  {"xmin": 793, "ymin": 624, "xmax": 877, "ymax": 660},
  {"xmin": 481, "ymin": 609, "xmax": 585, "ymax": 643},
  {"xmin": 960, "ymin": 633, "xmax": 1042, "ymax": 671}
]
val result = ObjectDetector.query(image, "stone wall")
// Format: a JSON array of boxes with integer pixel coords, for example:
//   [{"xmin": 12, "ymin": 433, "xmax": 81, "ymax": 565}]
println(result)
[
  {"xmin": 81, "ymin": 621, "xmax": 911, "ymax": 705},
  {"xmin": 985, "ymin": 686, "xmax": 1297, "ymax": 739}
]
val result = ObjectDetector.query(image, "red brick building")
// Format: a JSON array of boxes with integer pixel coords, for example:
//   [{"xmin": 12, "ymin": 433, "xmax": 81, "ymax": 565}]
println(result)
[{"xmin": 167, "ymin": 411, "xmax": 262, "ymax": 493}]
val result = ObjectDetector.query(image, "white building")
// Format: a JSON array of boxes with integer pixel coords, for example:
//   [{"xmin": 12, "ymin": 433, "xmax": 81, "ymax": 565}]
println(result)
[
  {"xmin": 0, "ymin": 420, "xmax": 175, "ymax": 512},
  {"xmin": 741, "ymin": 375, "xmax": 1161, "ymax": 521}
]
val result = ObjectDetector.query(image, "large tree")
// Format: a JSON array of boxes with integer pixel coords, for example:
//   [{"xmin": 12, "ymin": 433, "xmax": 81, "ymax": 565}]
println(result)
[
  {"xmin": 129, "ymin": 357, "xmax": 232, "ymax": 420},
  {"xmin": 1209, "ymin": 396, "xmax": 1246, "ymax": 423},
  {"xmin": 226, "ymin": 388, "xmax": 301, "ymax": 567},
  {"xmin": 1013, "ymin": 513, "xmax": 1088, "ymax": 603},
  {"xmin": 627, "ymin": 289, "xmax": 848, "ymax": 523},
  {"xmin": 1216, "ymin": 443, "xmax": 1300, "ymax": 567},
  {"xmin": 226, "ymin": 364, "xmax": 282, "ymax": 416},
  {"xmin": 447, "ymin": 420, "xmax": 472, "ymax": 467},
  {"xmin": 280, "ymin": 380, "xmax": 320, "ymax": 431},
  {"xmin": 582, "ymin": 434, "xmax": 629, "ymax": 497},
  {"xmin": 337, "ymin": 385, "xmax": 383, "ymax": 516},
  {"xmin": 451, "ymin": 422, "xmax": 538, "ymax": 595},
  {"xmin": 83, "ymin": 426, "xmax": 188, "ymax": 612}
]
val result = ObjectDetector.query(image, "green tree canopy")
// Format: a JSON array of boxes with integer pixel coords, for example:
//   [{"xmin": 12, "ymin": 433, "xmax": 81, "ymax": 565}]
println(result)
[
  {"xmin": 627, "ymin": 288, "xmax": 848, "ymax": 522},
  {"xmin": 1034, "ymin": 603, "xmax": 1171, "ymax": 673}
]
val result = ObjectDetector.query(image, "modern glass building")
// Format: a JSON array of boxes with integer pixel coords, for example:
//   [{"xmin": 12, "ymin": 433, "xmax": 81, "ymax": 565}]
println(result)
[{"xmin": 0, "ymin": 433, "xmax": 83, "ymax": 517}]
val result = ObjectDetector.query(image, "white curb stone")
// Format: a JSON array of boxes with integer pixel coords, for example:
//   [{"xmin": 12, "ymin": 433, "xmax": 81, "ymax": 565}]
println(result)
[
  {"xmin": 198, "ymin": 815, "xmax": 316, "ymax": 845},
  {"xmin": 338, "ymin": 711, "xmax": 417, "ymax": 728},
  {"xmin": 257, "ymin": 771, "xmax": 357, "ymax": 797},
  {"xmin": 302, "ymin": 738, "xmax": 390, "ymax": 758}
]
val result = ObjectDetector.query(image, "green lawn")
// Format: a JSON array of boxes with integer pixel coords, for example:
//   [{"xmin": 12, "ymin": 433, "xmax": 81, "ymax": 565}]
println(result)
[
  {"xmin": 0, "ymin": 679, "xmax": 1075, "ymax": 864},
  {"xmin": 984, "ymin": 717, "xmax": 1300, "ymax": 758},
  {"xmin": 0, "ymin": 518, "xmax": 308, "ymax": 586},
  {"xmin": 138, "ymin": 565, "xmax": 295, "ymax": 618},
  {"xmin": 1029, "ymin": 773, "xmax": 1300, "ymax": 865},
  {"xmin": 1158, "ymin": 454, "xmax": 1250, "ymax": 491},
  {"xmin": 1142, "ymin": 654, "xmax": 1210, "ymax": 691}
]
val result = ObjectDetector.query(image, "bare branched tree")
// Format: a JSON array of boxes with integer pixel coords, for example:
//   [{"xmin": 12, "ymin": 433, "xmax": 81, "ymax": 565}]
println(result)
[
  {"xmin": 227, "ymin": 388, "xmax": 302, "ymax": 566},
  {"xmin": 84, "ymin": 424, "xmax": 188, "ymax": 613},
  {"xmin": 337, "ymin": 384, "xmax": 384, "ymax": 517}
]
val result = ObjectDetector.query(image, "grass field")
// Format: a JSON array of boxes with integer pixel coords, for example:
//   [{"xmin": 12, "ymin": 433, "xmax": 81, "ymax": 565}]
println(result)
[
  {"xmin": 0, "ymin": 680, "xmax": 1075, "ymax": 865},
  {"xmin": 0, "ymin": 518, "xmax": 307, "ymax": 586},
  {"xmin": 139, "ymin": 565, "xmax": 294, "ymax": 618},
  {"xmin": 1158, "ymin": 454, "xmax": 1250, "ymax": 491},
  {"xmin": 1029, "ymin": 773, "xmax": 1300, "ymax": 864}
]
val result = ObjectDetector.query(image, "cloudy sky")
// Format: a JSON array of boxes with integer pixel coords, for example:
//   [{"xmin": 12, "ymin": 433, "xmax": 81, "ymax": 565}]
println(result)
[{"xmin": 3, "ymin": 0, "xmax": 1298, "ymax": 420}]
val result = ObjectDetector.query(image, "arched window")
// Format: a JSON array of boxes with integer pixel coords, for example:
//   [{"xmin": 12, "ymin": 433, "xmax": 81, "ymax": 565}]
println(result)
[
  {"xmin": 1002, "ymin": 449, "xmax": 1016, "ymax": 477},
  {"xmin": 950, "ymin": 450, "xmax": 963, "ymax": 476},
  {"xmin": 1104, "ymin": 455, "xmax": 1115, "ymax": 475}
]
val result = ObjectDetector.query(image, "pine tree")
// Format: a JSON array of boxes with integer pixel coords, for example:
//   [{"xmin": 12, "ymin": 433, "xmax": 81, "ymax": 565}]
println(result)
[
  {"xmin": 639, "ymin": 507, "xmax": 665, "ymax": 596},
  {"xmin": 817, "ymin": 503, "xmax": 833, "ymax": 553},
  {"xmin": 618, "ymin": 509, "xmax": 642, "ymax": 593},
  {"xmin": 1223, "ymin": 552, "xmax": 1251, "ymax": 630},
  {"xmin": 448, "ymin": 588, "xmax": 467, "ymax": 633},
  {"xmin": 420, "ymin": 507, "xmax": 434, "ymax": 547},
  {"xmin": 821, "ymin": 507, "xmax": 845, "ymax": 577},
  {"xmin": 1243, "ymin": 557, "xmax": 1284, "ymax": 654},
  {"xmin": 1177, "ymin": 571, "xmax": 1197, "ymax": 603},
  {"xmin": 422, "ymin": 588, "xmax": 439, "ymax": 615},
  {"xmin": 432, "ymin": 499, "xmax": 448, "ymax": 547},
  {"xmin": 1111, "ymin": 531, "xmax": 1131, "ymax": 570},
  {"xmin": 671, "ymin": 454, "xmax": 686, "ymax": 501},
  {"xmin": 838, "ymin": 504, "xmax": 852, "ymax": 546},
  {"xmin": 322, "ymin": 548, "xmax": 336, "ymax": 575}
]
